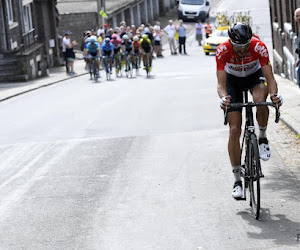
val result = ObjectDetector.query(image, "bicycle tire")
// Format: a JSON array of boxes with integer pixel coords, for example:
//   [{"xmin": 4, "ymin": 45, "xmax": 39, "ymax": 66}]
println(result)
[
  {"xmin": 242, "ymin": 16, "xmax": 253, "ymax": 26},
  {"xmin": 105, "ymin": 58, "xmax": 110, "ymax": 80},
  {"xmin": 126, "ymin": 57, "xmax": 130, "ymax": 78},
  {"xmin": 135, "ymin": 57, "xmax": 139, "ymax": 76},
  {"xmin": 145, "ymin": 55, "xmax": 150, "ymax": 78},
  {"xmin": 115, "ymin": 57, "xmax": 120, "ymax": 77},
  {"xmin": 229, "ymin": 16, "xmax": 236, "ymax": 26},
  {"xmin": 236, "ymin": 15, "xmax": 243, "ymax": 22},
  {"xmin": 248, "ymin": 133, "xmax": 261, "ymax": 219},
  {"xmin": 93, "ymin": 61, "xmax": 98, "ymax": 83},
  {"xmin": 129, "ymin": 58, "xmax": 133, "ymax": 78}
]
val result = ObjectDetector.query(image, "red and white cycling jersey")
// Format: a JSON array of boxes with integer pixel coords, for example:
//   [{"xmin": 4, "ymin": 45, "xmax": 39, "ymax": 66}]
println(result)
[{"xmin": 216, "ymin": 37, "xmax": 270, "ymax": 77}]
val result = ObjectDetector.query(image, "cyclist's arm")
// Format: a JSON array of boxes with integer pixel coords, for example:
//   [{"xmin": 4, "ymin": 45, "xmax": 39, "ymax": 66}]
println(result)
[
  {"xmin": 261, "ymin": 64, "xmax": 278, "ymax": 96},
  {"xmin": 217, "ymin": 70, "xmax": 228, "ymax": 98}
]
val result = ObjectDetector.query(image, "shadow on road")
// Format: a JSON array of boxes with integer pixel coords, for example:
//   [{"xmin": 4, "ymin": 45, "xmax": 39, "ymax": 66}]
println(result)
[{"xmin": 237, "ymin": 208, "xmax": 300, "ymax": 247}]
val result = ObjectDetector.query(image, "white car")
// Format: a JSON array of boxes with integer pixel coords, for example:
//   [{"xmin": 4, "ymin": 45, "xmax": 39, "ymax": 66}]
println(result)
[{"xmin": 177, "ymin": 0, "xmax": 210, "ymax": 22}]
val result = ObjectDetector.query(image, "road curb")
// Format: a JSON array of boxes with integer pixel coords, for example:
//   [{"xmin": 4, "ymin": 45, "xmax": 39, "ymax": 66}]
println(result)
[{"xmin": 0, "ymin": 71, "xmax": 89, "ymax": 103}]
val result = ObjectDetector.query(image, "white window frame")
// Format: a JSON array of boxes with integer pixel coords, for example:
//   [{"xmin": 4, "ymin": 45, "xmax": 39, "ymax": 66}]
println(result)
[
  {"xmin": 23, "ymin": 3, "xmax": 33, "ymax": 34},
  {"xmin": 6, "ymin": 0, "xmax": 14, "ymax": 25}
]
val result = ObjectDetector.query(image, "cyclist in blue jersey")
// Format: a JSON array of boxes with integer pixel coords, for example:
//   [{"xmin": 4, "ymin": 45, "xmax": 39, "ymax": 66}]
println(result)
[
  {"xmin": 101, "ymin": 38, "xmax": 114, "ymax": 74},
  {"xmin": 85, "ymin": 38, "xmax": 101, "ymax": 78}
]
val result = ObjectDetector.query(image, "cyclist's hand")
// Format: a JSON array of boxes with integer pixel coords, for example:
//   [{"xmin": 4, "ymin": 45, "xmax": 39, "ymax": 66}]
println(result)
[
  {"xmin": 220, "ymin": 95, "xmax": 231, "ymax": 109},
  {"xmin": 270, "ymin": 94, "xmax": 283, "ymax": 106}
]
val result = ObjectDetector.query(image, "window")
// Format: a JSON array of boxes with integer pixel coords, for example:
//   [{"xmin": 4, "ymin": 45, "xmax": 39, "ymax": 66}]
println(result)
[
  {"xmin": 6, "ymin": 0, "xmax": 14, "ymax": 24},
  {"xmin": 23, "ymin": 4, "xmax": 33, "ymax": 33}
]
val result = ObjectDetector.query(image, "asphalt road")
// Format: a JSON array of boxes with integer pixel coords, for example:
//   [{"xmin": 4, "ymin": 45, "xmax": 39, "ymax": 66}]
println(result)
[{"xmin": 0, "ymin": 0, "xmax": 300, "ymax": 249}]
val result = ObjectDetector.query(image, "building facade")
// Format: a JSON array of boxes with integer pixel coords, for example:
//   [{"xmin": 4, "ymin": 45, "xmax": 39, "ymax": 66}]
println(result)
[
  {"xmin": 57, "ymin": 0, "xmax": 177, "ymax": 51},
  {"xmin": 269, "ymin": 0, "xmax": 300, "ymax": 83},
  {"xmin": 0, "ymin": 0, "xmax": 59, "ymax": 82}
]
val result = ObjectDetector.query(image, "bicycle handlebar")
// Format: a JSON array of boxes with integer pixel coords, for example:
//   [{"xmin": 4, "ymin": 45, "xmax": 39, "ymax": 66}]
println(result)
[{"xmin": 224, "ymin": 102, "xmax": 280, "ymax": 125}]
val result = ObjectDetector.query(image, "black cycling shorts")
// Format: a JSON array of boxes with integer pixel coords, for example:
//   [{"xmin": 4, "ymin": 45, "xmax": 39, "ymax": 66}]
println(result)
[
  {"xmin": 142, "ymin": 48, "xmax": 151, "ymax": 54},
  {"xmin": 90, "ymin": 52, "xmax": 97, "ymax": 57},
  {"xmin": 154, "ymin": 40, "xmax": 161, "ymax": 46},
  {"xmin": 103, "ymin": 50, "xmax": 112, "ymax": 57},
  {"xmin": 226, "ymin": 69, "xmax": 264, "ymax": 112},
  {"xmin": 114, "ymin": 48, "xmax": 120, "ymax": 54}
]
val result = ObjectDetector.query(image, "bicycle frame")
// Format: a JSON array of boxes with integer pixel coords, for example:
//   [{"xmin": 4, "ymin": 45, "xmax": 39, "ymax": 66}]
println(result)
[{"xmin": 224, "ymin": 89, "xmax": 280, "ymax": 219}]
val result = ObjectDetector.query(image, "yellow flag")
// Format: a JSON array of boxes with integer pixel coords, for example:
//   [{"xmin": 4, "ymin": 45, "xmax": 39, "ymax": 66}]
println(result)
[{"xmin": 99, "ymin": 11, "xmax": 107, "ymax": 18}]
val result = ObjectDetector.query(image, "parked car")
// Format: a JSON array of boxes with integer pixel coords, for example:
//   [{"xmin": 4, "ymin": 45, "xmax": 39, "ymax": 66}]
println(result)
[
  {"xmin": 203, "ymin": 26, "xmax": 229, "ymax": 55},
  {"xmin": 177, "ymin": 0, "xmax": 210, "ymax": 22}
]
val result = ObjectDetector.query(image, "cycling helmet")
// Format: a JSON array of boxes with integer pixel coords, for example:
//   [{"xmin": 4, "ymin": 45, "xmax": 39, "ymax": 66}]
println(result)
[
  {"xmin": 112, "ymin": 34, "xmax": 118, "ymax": 39},
  {"xmin": 122, "ymin": 34, "xmax": 129, "ymax": 40},
  {"xmin": 142, "ymin": 34, "xmax": 148, "ymax": 39},
  {"xmin": 105, "ymin": 37, "xmax": 110, "ymax": 43},
  {"xmin": 228, "ymin": 22, "xmax": 252, "ymax": 45},
  {"xmin": 89, "ymin": 38, "xmax": 96, "ymax": 43},
  {"xmin": 133, "ymin": 36, "xmax": 139, "ymax": 42}
]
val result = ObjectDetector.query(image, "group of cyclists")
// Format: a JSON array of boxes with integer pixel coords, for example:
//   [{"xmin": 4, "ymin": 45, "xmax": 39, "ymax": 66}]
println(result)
[{"xmin": 83, "ymin": 24, "xmax": 155, "ymax": 79}]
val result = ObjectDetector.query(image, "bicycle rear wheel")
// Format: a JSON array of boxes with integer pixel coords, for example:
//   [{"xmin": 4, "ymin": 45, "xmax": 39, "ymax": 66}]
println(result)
[
  {"xmin": 115, "ymin": 57, "xmax": 121, "ymax": 77},
  {"xmin": 135, "ymin": 57, "xmax": 139, "ymax": 76},
  {"xmin": 248, "ymin": 133, "xmax": 261, "ymax": 219},
  {"xmin": 93, "ymin": 62, "xmax": 98, "ymax": 83},
  {"xmin": 126, "ymin": 57, "xmax": 130, "ymax": 78},
  {"xmin": 145, "ymin": 54, "xmax": 150, "ymax": 78},
  {"xmin": 242, "ymin": 16, "xmax": 253, "ymax": 26},
  {"xmin": 105, "ymin": 58, "xmax": 110, "ymax": 80},
  {"xmin": 229, "ymin": 15, "xmax": 236, "ymax": 26}
]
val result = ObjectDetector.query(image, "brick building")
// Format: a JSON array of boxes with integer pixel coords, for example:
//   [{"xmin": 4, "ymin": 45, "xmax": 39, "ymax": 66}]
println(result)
[
  {"xmin": 0, "ymin": 0, "xmax": 59, "ymax": 82},
  {"xmin": 269, "ymin": 0, "xmax": 299, "ymax": 83}
]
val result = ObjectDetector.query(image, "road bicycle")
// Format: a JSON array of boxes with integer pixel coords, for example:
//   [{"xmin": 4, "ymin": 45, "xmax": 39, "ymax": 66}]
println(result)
[
  {"xmin": 125, "ymin": 53, "xmax": 133, "ymax": 78},
  {"xmin": 242, "ymin": 10, "xmax": 253, "ymax": 27},
  {"xmin": 144, "ymin": 52, "xmax": 151, "ymax": 78},
  {"xmin": 114, "ymin": 53, "xmax": 123, "ymax": 78},
  {"xmin": 214, "ymin": 11, "xmax": 229, "ymax": 27},
  {"xmin": 229, "ymin": 11, "xmax": 243, "ymax": 25},
  {"xmin": 89, "ymin": 57, "xmax": 99, "ymax": 83},
  {"xmin": 224, "ymin": 89, "xmax": 280, "ymax": 220},
  {"xmin": 132, "ymin": 53, "xmax": 140, "ymax": 76},
  {"xmin": 103, "ymin": 55, "xmax": 111, "ymax": 81}
]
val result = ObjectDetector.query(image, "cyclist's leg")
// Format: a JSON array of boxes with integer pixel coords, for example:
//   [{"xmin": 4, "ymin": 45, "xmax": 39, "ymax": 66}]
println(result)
[
  {"xmin": 95, "ymin": 57, "xmax": 100, "ymax": 76},
  {"xmin": 252, "ymin": 83, "xmax": 269, "ymax": 127},
  {"xmin": 130, "ymin": 52, "xmax": 135, "ymax": 67},
  {"xmin": 227, "ymin": 74, "xmax": 244, "ymax": 198},
  {"xmin": 148, "ymin": 53, "xmax": 152, "ymax": 71},
  {"xmin": 142, "ymin": 51, "xmax": 146, "ymax": 67},
  {"xmin": 228, "ymin": 111, "xmax": 243, "ymax": 198},
  {"xmin": 252, "ymin": 74, "xmax": 270, "ymax": 160},
  {"xmin": 87, "ymin": 56, "xmax": 93, "ymax": 76},
  {"xmin": 109, "ymin": 54, "xmax": 113, "ymax": 72}
]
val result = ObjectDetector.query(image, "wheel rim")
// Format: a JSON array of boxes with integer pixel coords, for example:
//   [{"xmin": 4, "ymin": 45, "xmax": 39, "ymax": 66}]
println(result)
[{"xmin": 248, "ymin": 136, "xmax": 261, "ymax": 219}]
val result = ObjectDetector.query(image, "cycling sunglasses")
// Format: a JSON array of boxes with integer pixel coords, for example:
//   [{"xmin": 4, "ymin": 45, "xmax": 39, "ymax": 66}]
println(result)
[{"xmin": 230, "ymin": 40, "xmax": 250, "ymax": 49}]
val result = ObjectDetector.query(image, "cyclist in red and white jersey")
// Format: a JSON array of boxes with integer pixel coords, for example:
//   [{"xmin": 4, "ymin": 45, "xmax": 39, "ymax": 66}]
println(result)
[{"xmin": 216, "ymin": 23, "xmax": 283, "ymax": 199}]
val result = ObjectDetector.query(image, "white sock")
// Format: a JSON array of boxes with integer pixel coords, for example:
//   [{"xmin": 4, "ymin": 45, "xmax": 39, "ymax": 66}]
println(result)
[
  {"xmin": 232, "ymin": 165, "xmax": 241, "ymax": 183},
  {"xmin": 259, "ymin": 126, "xmax": 267, "ymax": 139}
]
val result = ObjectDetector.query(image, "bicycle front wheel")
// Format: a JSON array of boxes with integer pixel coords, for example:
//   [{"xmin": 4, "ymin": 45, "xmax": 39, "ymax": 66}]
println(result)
[
  {"xmin": 248, "ymin": 133, "xmax": 261, "ymax": 219},
  {"xmin": 126, "ymin": 58, "xmax": 130, "ymax": 78},
  {"xmin": 135, "ymin": 57, "xmax": 139, "ymax": 76}
]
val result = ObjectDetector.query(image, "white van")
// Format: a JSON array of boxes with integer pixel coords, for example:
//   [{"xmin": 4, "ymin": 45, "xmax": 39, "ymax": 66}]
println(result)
[{"xmin": 177, "ymin": 0, "xmax": 210, "ymax": 22}]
